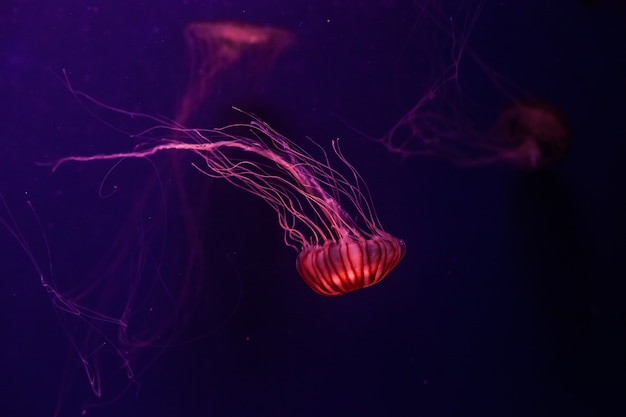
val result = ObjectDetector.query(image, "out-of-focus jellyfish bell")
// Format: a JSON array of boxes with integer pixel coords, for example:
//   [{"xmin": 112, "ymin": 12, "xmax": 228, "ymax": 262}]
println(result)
[
  {"xmin": 175, "ymin": 21, "xmax": 294, "ymax": 126},
  {"xmin": 491, "ymin": 100, "xmax": 572, "ymax": 170}
]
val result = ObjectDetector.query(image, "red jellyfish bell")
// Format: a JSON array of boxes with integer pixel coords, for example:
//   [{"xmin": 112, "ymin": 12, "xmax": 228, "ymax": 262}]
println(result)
[{"xmin": 297, "ymin": 233, "xmax": 405, "ymax": 296}]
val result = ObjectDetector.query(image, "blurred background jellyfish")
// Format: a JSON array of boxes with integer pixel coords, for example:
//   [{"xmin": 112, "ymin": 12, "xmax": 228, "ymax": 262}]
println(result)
[
  {"xmin": 175, "ymin": 21, "xmax": 295, "ymax": 126},
  {"xmin": 52, "ymin": 111, "xmax": 406, "ymax": 297},
  {"xmin": 159, "ymin": 21, "xmax": 295, "ymax": 317},
  {"xmin": 381, "ymin": 95, "xmax": 572, "ymax": 170},
  {"xmin": 489, "ymin": 100, "xmax": 571, "ymax": 170},
  {"xmin": 357, "ymin": 0, "xmax": 572, "ymax": 170},
  {"xmin": 153, "ymin": 22, "xmax": 294, "ymax": 288}
]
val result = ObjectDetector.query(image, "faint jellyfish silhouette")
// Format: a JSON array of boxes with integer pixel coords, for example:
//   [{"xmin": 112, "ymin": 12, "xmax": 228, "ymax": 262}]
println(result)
[
  {"xmin": 489, "ymin": 100, "xmax": 572, "ymax": 170},
  {"xmin": 168, "ymin": 22, "xmax": 294, "ymax": 287},
  {"xmin": 166, "ymin": 21, "xmax": 295, "ymax": 307},
  {"xmin": 175, "ymin": 21, "xmax": 295, "ymax": 126},
  {"xmin": 366, "ymin": 1, "xmax": 572, "ymax": 170},
  {"xmin": 168, "ymin": 21, "xmax": 294, "ymax": 255}
]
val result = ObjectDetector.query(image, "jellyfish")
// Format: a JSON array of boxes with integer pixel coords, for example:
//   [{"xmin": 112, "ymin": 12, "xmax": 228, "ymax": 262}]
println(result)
[
  {"xmin": 489, "ymin": 100, "xmax": 572, "ymax": 170},
  {"xmin": 51, "ymin": 112, "xmax": 405, "ymax": 297},
  {"xmin": 3, "ymin": 103, "xmax": 404, "ymax": 409},
  {"xmin": 175, "ymin": 21, "xmax": 294, "ymax": 127},
  {"xmin": 359, "ymin": 0, "xmax": 572, "ymax": 170}
]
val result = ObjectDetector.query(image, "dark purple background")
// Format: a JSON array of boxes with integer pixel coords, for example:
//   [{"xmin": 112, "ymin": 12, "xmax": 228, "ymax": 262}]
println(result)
[{"xmin": 1, "ymin": 1, "xmax": 624, "ymax": 416}]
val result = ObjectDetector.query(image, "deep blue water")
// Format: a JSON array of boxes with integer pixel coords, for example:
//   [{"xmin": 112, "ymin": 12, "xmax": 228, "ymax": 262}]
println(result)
[{"xmin": 0, "ymin": 1, "xmax": 624, "ymax": 416}]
